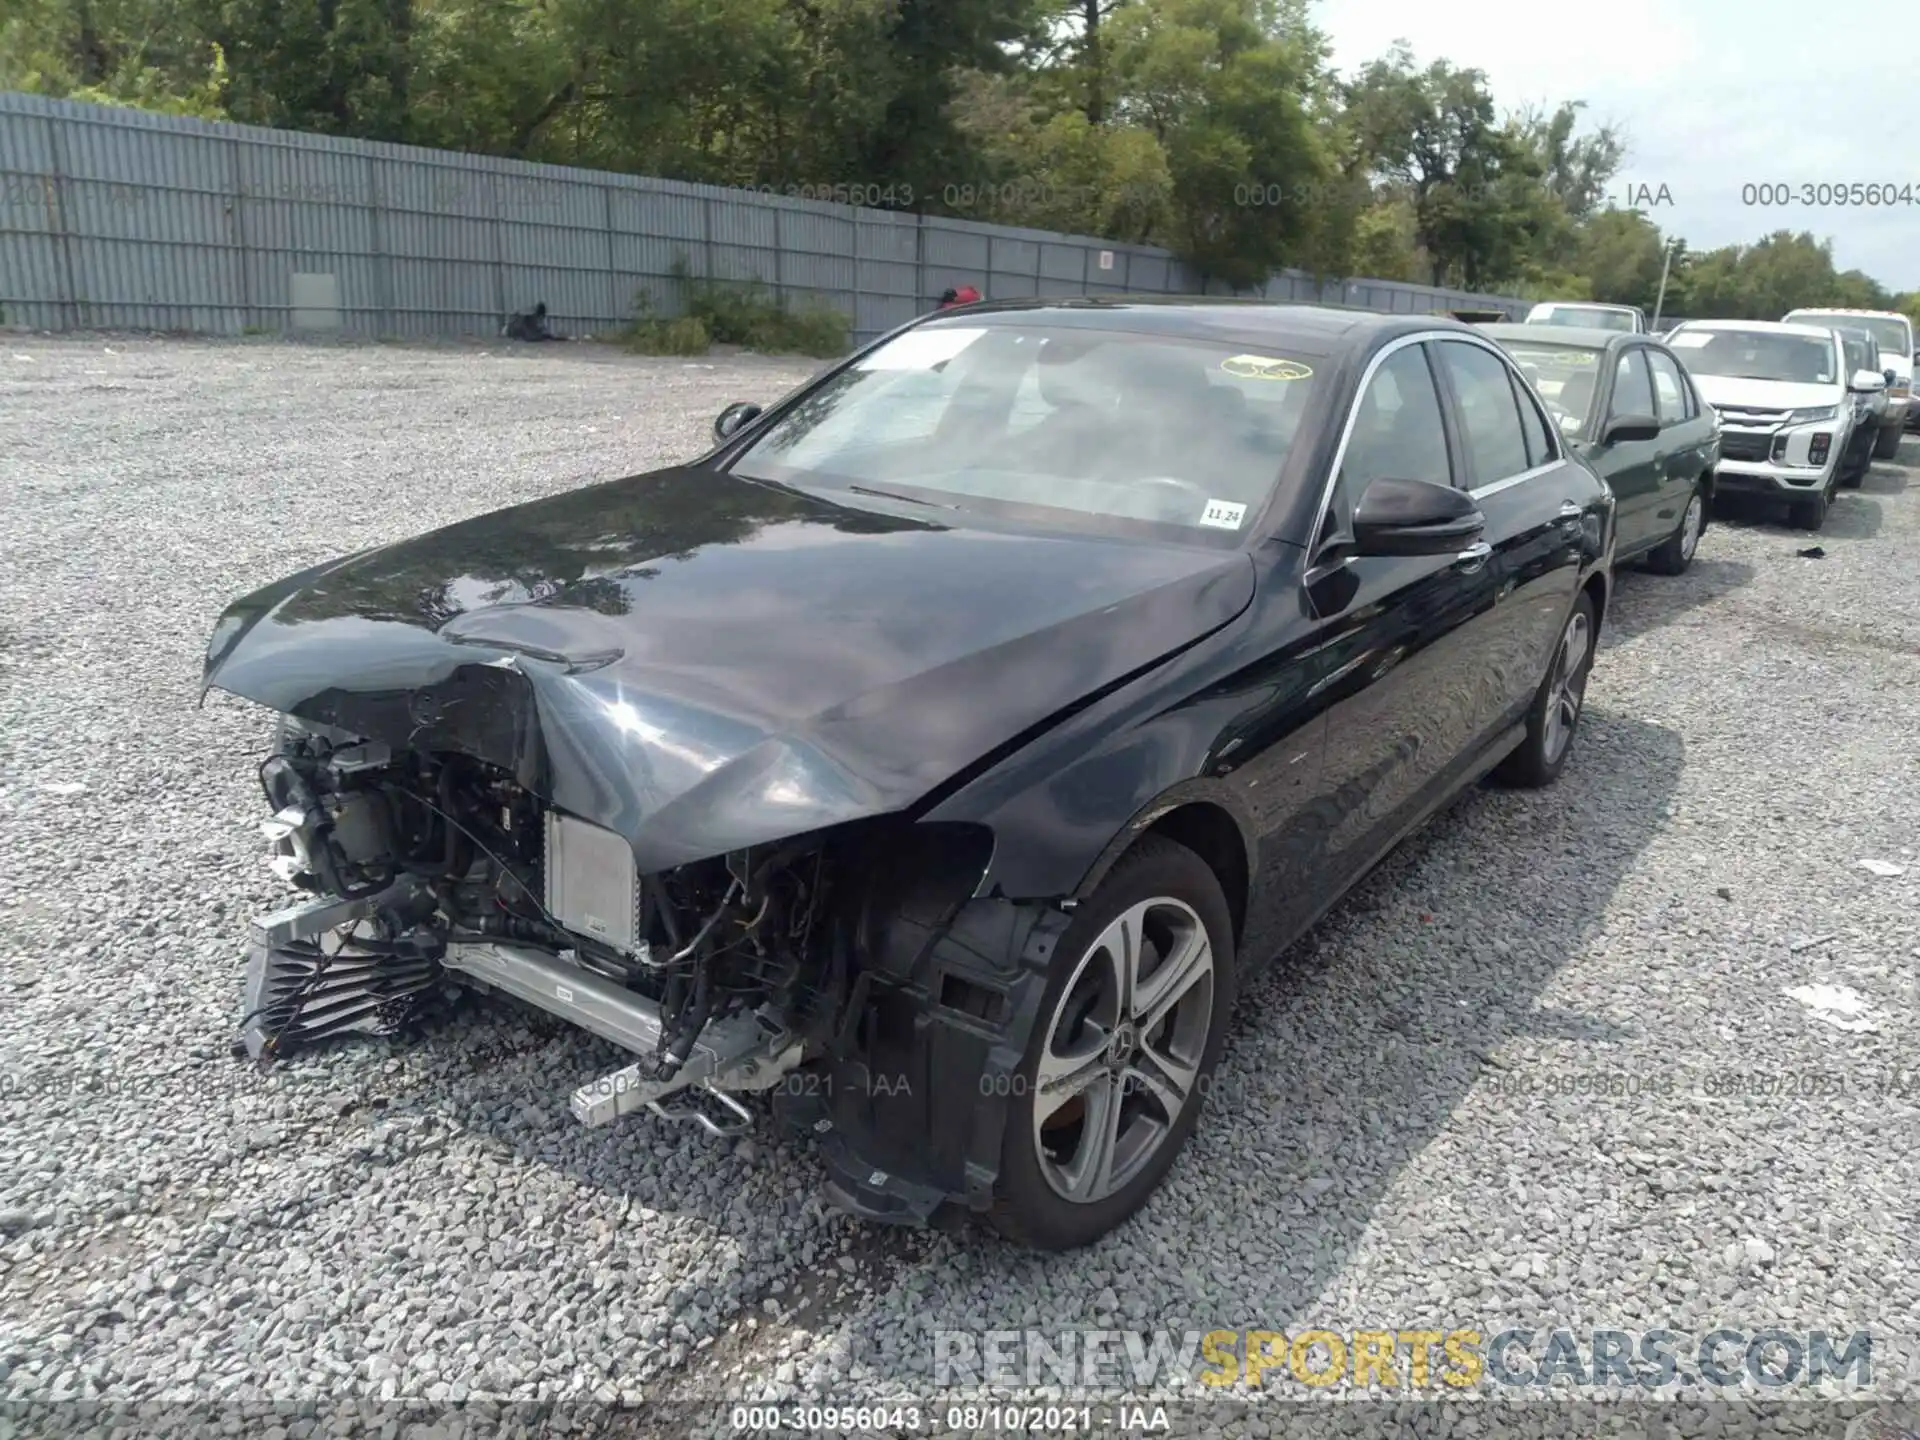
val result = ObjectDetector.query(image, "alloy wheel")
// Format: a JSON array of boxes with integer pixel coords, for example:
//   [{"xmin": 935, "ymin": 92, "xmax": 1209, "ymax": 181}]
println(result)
[
  {"xmin": 1680, "ymin": 493, "xmax": 1704, "ymax": 560},
  {"xmin": 1031, "ymin": 897, "xmax": 1215, "ymax": 1205},
  {"xmin": 1540, "ymin": 609, "xmax": 1592, "ymax": 765}
]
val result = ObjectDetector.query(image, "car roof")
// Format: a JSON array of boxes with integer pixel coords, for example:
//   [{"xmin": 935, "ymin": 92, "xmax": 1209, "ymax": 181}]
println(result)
[
  {"xmin": 923, "ymin": 296, "xmax": 1486, "ymax": 354},
  {"xmin": 1530, "ymin": 301, "xmax": 1638, "ymax": 313},
  {"xmin": 1481, "ymin": 323, "xmax": 1638, "ymax": 350},
  {"xmin": 1783, "ymin": 307, "xmax": 1911, "ymax": 321},
  {"xmin": 1668, "ymin": 318, "xmax": 1839, "ymax": 341}
]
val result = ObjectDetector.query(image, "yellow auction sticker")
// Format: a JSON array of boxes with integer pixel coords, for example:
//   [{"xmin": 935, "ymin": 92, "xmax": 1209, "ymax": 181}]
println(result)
[{"xmin": 1221, "ymin": 354, "xmax": 1313, "ymax": 381}]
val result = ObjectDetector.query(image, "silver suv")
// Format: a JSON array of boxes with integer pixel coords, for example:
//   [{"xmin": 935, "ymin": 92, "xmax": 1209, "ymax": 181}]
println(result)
[
  {"xmin": 1782, "ymin": 308, "xmax": 1912, "ymax": 457},
  {"xmin": 1665, "ymin": 319, "xmax": 1868, "ymax": 531},
  {"xmin": 1832, "ymin": 327, "xmax": 1888, "ymax": 484}
]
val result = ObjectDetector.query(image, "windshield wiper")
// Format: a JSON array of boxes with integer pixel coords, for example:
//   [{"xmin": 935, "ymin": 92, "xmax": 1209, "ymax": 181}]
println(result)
[{"xmin": 845, "ymin": 484, "xmax": 961, "ymax": 510}]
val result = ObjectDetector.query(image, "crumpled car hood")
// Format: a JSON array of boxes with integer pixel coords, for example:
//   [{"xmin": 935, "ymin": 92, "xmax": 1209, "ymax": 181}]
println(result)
[{"xmin": 204, "ymin": 466, "xmax": 1255, "ymax": 870}]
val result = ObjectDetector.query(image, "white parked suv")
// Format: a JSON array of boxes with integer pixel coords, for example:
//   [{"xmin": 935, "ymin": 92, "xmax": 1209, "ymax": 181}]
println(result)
[
  {"xmin": 1665, "ymin": 319, "xmax": 1878, "ymax": 531},
  {"xmin": 1525, "ymin": 301, "xmax": 1648, "ymax": 334},
  {"xmin": 1781, "ymin": 308, "xmax": 1912, "ymax": 458}
]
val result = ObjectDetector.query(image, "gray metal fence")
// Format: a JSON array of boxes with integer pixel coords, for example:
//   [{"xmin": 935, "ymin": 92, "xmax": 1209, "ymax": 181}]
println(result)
[{"xmin": 0, "ymin": 92, "xmax": 1532, "ymax": 345}]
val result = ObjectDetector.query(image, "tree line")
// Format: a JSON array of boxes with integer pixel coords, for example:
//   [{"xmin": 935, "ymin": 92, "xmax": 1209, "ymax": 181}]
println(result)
[{"xmin": 6, "ymin": 0, "xmax": 1915, "ymax": 324}]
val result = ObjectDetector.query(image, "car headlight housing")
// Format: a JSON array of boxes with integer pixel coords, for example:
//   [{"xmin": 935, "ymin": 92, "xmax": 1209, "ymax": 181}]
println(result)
[{"xmin": 1787, "ymin": 405, "xmax": 1840, "ymax": 425}]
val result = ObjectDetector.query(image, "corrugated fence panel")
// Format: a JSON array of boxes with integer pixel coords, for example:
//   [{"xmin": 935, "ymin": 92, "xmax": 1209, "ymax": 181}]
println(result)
[
  {"xmin": 922, "ymin": 220, "xmax": 992, "ymax": 290},
  {"xmin": 708, "ymin": 199, "xmax": 777, "ymax": 285},
  {"xmin": 1, "ymin": 115, "xmax": 73, "ymax": 327},
  {"xmin": 0, "ymin": 92, "xmax": 1534, "ymax": 343},
  {"xmin": 779, "ymin": 206, "xmax": 857, "ymax": 304}
]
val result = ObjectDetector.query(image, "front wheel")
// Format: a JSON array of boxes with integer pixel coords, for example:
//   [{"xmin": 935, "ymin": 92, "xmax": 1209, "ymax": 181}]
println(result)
[
  {"xmin": 1494, "ymin": 592, "xmax": 1596, "ymax": 789},
  {"xmin": 988, "ymin": 836, "xmax": 1235, "ymax": 1251},
  {"xmin": 1872, "ymin": 423, "xmax": 1903, "ymax": 460},
  {"xmin": 1789, "ymin": 485, "xmax": 1829, "ymax": 531}
]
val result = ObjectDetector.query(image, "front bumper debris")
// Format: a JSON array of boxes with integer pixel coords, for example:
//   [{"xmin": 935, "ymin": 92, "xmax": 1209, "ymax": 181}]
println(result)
[
  {"xmin": 239, "ymin": 882, "xmax": 443, "ymax": 1061},
  {"xmin": 240, "ymin": 889, "xmax": 805, "ymax": 1135},
  {"xmin": 236, "ymin": 867, "xmax": 1072, "ymax": 1230},
  {"xmin": 436, "ymin": 939, "xmax": 803, "ymax": 1134}
]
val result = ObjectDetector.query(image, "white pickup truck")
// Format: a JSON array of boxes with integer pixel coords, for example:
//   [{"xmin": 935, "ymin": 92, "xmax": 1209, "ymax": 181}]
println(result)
[{"xmin": 1525, "ymin": 302, "xmax": 1648, "ymax": 334}]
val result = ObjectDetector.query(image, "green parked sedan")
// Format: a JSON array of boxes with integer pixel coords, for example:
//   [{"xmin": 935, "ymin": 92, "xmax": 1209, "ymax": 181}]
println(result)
[{"xmin": 1482, "ymin": 324, "xmax": 1722, "ymax": 576}]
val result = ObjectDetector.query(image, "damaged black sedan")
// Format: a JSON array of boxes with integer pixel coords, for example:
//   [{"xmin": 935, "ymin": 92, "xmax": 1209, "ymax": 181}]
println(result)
[{"xmin": 204, "ymin": 300, "xmax": 1614, "ymax": 1250}]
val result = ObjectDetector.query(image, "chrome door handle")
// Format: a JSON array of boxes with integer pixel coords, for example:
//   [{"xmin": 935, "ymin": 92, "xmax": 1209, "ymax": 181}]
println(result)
[{"xmin": 1453, "ymin": 540, "xmax": 1493, "ymax": 570}]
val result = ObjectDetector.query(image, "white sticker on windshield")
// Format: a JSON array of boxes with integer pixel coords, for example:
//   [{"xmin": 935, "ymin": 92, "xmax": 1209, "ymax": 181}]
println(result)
[
  {"xmin": 1200, "ymin": 498, "xmax": 1247, "ymax": 529},
  {"xmin": 1667, "ymin": 331, "xmax": 1712, "ymax": 348},
  {"xmin": 855, "ymin": 327, "xmax": 987, "ymax": 371}
]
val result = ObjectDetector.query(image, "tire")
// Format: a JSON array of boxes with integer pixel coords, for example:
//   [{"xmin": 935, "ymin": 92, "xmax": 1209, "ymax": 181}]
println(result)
[
  {"xmin": 1644, "ymin": 481, "xmax": 1706, "ymax": 575},
  {"xmin": 1873, "ymin": 423, "xmax": 1903, "ymax": 460},
  {"xmin": 988, "ymin": 836, "xmax": 1235, "ymax": 1251},
  {"xmin": 1789, "ymin": 485, "xmax": 1829, "ymax": 531},
  {"xmin": 1494, "ymin": 591, "xmax": 1596, "ymax": 789}
]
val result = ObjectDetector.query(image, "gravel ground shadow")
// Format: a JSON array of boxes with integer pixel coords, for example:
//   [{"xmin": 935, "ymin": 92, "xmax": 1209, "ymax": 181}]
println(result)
[
  {"xmin": 1601, "ymin": 559, "xmax": 1756, "ymax": 647},
  {"xmin": 1815, "ymin": 495, "xmax": 1884, "ymax": 541},
  {"xmin": 1136, "ymin": 708, "xmax": 1689, "ymax": 1316},
  {"xmin": 1708, "ymin": 489, "xmax": 1883, "ymax": 539}
]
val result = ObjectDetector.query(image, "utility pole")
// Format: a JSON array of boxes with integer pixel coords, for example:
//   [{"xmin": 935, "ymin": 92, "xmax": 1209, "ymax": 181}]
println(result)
[{"xmin": 1651, "ymin": 238, "xmax": 1679, "ymax": 330}]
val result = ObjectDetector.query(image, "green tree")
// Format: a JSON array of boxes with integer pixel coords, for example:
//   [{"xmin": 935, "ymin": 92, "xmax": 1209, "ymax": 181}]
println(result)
[
  {"xmin": 1342, "ymin": 44, "xmax": 1541, "ymax": 289},
  {"xmin": 5, "ymin": 0, "xmax": 229, "ymax": 115},
  {"xmin": 1573, "ymin": 208, "xmax": 1668, "ymax": 309},
  {"xmin": 1106, "ymin": 0, "xmax": 1334, "ymax": 288},
  {"xmin": 1511, "ymin": 100, "xmax": 1623, "ymax": 222},
  {"xmin": 214, "ymin": 0, "xmax": 415, "ymax": 138}
]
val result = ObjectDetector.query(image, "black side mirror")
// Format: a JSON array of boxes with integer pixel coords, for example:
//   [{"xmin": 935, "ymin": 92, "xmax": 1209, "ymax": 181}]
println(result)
[
  {"xmin": 714, "ymin": 402, "xmax": 763, "ymax": 443},
  {"xmin": 1351, "ymin": 477, "xmax": 1486, "ymax": 557},
  {"xmin": 1602, "ymin": 413, "xmax": 1660, "ymax": 444},
  {"xmin": 1885, "ymin": 368, "xmax": 1898, "ymax": 386}
]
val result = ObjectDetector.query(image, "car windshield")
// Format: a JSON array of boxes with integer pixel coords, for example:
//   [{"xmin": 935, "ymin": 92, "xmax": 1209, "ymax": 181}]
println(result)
[
  {"xmin": 1502, "ymin": 341, "xmax": 1604, "ymax": 432},
  {"xmin": 729, "ymin": 322, "xmax": 1324, "ymax": 539},
  {"xmin": 1666, "ymin": 329, "xmax": 1838, "ymax": 385},
  {"xmin": 1789, "ymin": 312, "xmax": 1911, "ymax": 355},
  {"xmin": 1536, "ymin": 306, "xmax": 1634, "ymax": 332}
]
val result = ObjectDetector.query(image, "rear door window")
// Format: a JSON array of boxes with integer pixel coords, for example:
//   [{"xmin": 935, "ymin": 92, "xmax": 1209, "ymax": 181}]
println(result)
[
  {"xmin": 1646, "ymin": 349, "xmax": 1690, "ymax": 426},
  {"xmin": 1436, "ymin": 340, "xmax": 1532, "ymax": 485},
  {"xmin": 1612, "ymin": 350, "xmax": 1657, "ymax": 421}
]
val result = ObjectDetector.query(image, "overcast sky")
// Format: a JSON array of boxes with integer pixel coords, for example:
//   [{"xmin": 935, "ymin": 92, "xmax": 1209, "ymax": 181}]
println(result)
[{"xmin": 1312, "ymin": 0, "xmax": 1919, "ymax": 294}]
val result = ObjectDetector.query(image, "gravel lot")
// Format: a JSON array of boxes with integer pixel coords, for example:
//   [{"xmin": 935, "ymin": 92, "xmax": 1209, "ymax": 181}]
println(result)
[{"xmin": 2, "ymin": 335, "xmax": 1917, "ymax": 1435}]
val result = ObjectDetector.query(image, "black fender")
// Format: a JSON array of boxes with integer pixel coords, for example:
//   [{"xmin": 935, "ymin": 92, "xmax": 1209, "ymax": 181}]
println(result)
[{"xmin": 919, "ymin": 638, "xmax": 1265, "ymax": 903}]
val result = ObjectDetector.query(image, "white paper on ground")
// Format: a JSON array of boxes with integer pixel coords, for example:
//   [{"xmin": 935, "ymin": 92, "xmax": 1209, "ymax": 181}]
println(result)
[{"xmin": 1782, "ymin": 983, "xmax": 1883, "ymax": 1033}]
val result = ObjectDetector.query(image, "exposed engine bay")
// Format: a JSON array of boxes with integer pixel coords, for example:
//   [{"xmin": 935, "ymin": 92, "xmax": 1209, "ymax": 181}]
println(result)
[
  {"xmin": 243, "ymin": 718, "xmax": 858, "ymax": 1135},
  {"xmin": 236, "ymin": 701, "xmax": 1070, "ymax": 1229}
]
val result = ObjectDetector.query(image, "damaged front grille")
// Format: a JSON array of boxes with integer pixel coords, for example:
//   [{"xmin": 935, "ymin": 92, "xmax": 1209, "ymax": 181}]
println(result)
[{"xmin": 239, "ymin": 933, "xmax": 441, "ymax": 1060}]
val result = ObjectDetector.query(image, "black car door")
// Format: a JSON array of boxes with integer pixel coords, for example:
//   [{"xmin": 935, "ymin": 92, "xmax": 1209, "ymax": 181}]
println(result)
[
  {"xmin": 1430, "ymin": 336, "xmax": 1590, "ymax": 728},
  {"xmin": 1302, "ymin": 339, "xmax": 1513, "ymax": 893},
  {"xmin": 1596, "ymin": 346, "xmax": 1665, "ymax": 555}
]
